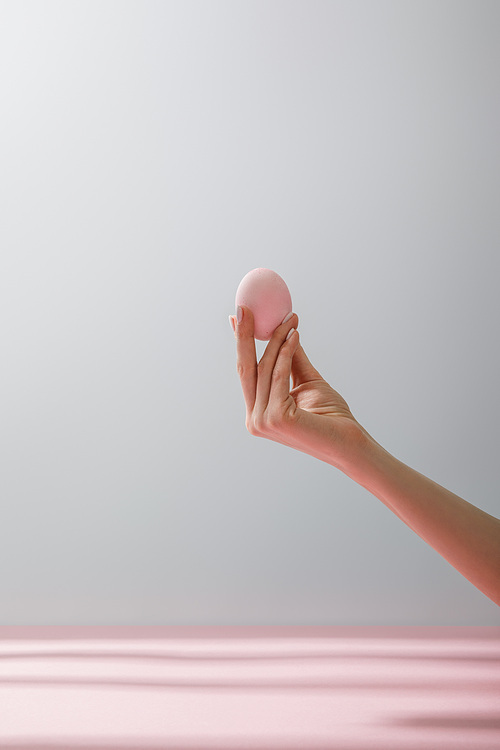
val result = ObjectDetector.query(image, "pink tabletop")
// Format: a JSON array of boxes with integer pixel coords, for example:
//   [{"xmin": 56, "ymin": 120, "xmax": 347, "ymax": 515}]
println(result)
[{"xmin": 0, "ymin": 627, "xmax": 499, "ymax": 749}]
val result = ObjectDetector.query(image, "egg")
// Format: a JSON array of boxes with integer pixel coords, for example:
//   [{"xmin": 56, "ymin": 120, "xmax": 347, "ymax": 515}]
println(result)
[{"xmin": 235, "ymin": 268, "xmax": 292, "ymax": 341}]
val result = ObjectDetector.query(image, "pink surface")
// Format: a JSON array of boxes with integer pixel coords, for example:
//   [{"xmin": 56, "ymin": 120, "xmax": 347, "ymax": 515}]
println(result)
[
  {"xmin": 0, "ymin": 627, "xmax": 498, "ymax": 749},
  {"xmin": 235, "ymin": 268, "xmax": 292, "ymax": 341}
]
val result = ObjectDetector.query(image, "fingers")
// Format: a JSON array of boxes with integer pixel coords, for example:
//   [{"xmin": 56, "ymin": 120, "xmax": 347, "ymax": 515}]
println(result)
[
  {"xmin": 233, "ymin": 306, "xmax": 258, "ymax": 415},
  {"xmin": 254, "ymin": 312, "xmax": 299, "ymax": 417},
  {"xmin": 231, "ymin": 307, "xmax": 307, "ymax": 437},
  {"xmin": 268, "ymin": 327, "xmax": 300, "ymax": 407},
  {"xmin": 291, "ymin": 344, "xmax": 324, "ymax": 388}
]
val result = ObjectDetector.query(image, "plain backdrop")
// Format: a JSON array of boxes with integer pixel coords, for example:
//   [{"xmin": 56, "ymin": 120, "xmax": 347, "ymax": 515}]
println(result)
[{"xmin": 0, "ymin": 0, "xmax": 499, "ymax": 625}]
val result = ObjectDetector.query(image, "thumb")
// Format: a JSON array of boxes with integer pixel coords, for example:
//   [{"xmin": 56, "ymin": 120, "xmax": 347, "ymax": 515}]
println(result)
[{"xmin": 291, "ymin": 343, "xmax": 324, "ymax": 388}]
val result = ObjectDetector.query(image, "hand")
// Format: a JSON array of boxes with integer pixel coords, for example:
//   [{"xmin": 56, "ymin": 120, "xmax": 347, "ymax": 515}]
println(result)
[
  {"xmin": 230, "ymin": 306, "xmax": 367, "ymax": 471},
  {"xmin": 229, "ymin": 310, "xmax": 500, "ymax": 606}
]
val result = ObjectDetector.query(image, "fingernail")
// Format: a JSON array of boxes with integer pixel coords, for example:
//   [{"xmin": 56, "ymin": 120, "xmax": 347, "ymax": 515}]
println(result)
[
  {"xmin": 286, "ymin": 328, "xmax": 295, "ymax": 341},
  {"xmin": 281, "ymin": 312, "xmax": 293, "ymax": 325},
  {"xmin": 229, "ymin": 315, "xmax": 235, "ymax": 333},
  {"xmin": 236, "ymin": 305, "xmax": 243, "ymax": 324}
]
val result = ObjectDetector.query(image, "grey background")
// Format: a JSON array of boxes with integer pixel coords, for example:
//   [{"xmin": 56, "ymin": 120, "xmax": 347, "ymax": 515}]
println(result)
[{"xmin": 1, "ymin": 0, "xmax": 499, "ymax": 625}]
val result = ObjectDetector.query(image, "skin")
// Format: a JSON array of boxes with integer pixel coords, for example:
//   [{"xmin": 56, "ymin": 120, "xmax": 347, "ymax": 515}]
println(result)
[{"xmin": 229, "ymin": 306, "xmax": 500, "ymax": 607}]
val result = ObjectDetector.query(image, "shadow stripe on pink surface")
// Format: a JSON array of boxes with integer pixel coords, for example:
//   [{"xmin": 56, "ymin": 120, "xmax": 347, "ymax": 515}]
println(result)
[
  {"xmin": 1, "ymin": 676, "xmax": 499, "ymax": 692},
  {"xmin": 1, "ymin": 649, "xmax": 499, "ymax": 662}
]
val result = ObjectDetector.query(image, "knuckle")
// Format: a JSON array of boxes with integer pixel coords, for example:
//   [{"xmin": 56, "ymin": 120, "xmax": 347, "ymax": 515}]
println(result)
[
  {"xmin": 246, "ymin": 416, "xmax": 259, "ymax": 436},
  {"xmin": 236, "ymin": 361, "xmax": 248, "ymax": 378},
  {"xmin": 271, "ymin": 363, "xmax": 283, "ymax": 381}
]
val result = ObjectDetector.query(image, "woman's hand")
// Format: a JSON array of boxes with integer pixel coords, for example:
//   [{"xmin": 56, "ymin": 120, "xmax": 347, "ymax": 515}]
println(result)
[
  {"xmin": 230, "ymin": 306, "xmax": 500, "ymax": 606},
  {"xmin": 229, "ymin": 306, "xmax": 367, "ymax": 471}
]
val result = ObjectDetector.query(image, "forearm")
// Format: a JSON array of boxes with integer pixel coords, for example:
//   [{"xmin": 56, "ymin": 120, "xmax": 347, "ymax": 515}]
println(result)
[{"xmin": 343, "ymin": 430, "xmax": 500, "ymax": 606}]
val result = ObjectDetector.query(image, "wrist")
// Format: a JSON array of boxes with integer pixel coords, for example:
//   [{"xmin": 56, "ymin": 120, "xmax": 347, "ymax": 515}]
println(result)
[{"xmin": 339, "ymin": 423, "xmax": 396, "ymax": 491}]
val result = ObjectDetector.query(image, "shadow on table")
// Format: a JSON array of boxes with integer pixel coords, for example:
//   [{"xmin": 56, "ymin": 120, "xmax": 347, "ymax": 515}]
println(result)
[
  {"xmin": 0, "ymin": 674, "xmax": 499, "ymax": 693},
  {"xmin": 1, "ymin": 648, "xmax": 499, "ymax": 664},
  {"xmin": 392, "ymin": 713, "xmax": 500, "ymax": 730}
]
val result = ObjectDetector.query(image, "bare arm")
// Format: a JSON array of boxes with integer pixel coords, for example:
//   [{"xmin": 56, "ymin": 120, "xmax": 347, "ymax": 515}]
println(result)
[
  {"xmin": 230, "ymin": 306, "xmax": 500, "ymax": 606},
  {"xmin": 346, "ymin": 432, "xmax": 500, "ymax": 605}
]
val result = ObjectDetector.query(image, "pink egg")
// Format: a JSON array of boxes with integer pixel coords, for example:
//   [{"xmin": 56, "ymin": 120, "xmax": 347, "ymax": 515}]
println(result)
[{"xmin": 235, "ymin": 268, "xmax": 292, "ymax": 341}]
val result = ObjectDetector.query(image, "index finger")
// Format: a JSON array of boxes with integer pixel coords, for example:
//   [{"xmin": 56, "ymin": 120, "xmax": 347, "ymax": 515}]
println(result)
[{"xmin": 234, "ymin": 305, "xmax": 257, "ymax": 414}]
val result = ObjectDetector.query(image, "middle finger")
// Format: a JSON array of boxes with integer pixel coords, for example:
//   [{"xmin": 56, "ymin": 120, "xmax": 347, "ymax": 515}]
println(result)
[{"xmin": 254, "ymin": 312, "xmax": 299, "ymax": 418}]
